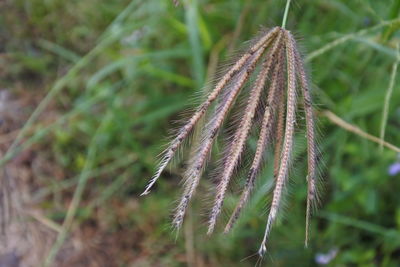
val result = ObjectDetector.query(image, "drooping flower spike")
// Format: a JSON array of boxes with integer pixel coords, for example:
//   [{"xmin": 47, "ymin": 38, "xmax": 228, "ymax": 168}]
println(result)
[{"xmin": 142, "ymin": 27, "xmax": 318, "ymax": 255}]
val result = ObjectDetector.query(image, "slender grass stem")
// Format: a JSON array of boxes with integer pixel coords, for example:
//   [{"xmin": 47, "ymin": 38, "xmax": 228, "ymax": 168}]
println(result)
[
  {"xmin": 318, "ymin": 211, "xmax": 400, "ymax": 238},
  {"xmin": 306, "ymin": 18, "xmax": 400, "ymax": 62},
  {"xmin": 379, "ymin": 44, "xmax": 400, "ymax": 151},
  {"xmin": 44, "ymin": 111, "xmax": 113, "ymax": 267},
  {"xmin": 32, "ymin": 154, "xmax": 137, "ymax": 202},
  {"xmin": 322, "ymin": 110, "xmax": 400, "ymax": 153},
  {"xmin": 281, "ymin": 0, "xmax": 292, "ymax": 29},
  {"xmin": 185, "ymin": 0, "xmax": 205, "ymax": 89}
]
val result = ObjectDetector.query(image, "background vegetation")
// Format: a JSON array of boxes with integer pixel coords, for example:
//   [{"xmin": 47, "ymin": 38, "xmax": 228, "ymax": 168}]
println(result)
[{"xmin": 1, "ymin": 0, "xmax": 400, "ymax": 266}]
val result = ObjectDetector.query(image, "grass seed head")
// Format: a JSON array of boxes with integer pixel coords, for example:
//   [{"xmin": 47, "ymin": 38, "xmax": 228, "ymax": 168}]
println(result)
[{"xmin": 143, "ymin": 26, "xmax": 318, "ymax": 256}]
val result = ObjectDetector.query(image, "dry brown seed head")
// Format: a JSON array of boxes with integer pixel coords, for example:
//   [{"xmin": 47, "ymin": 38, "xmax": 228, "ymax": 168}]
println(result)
[{"xmin": 144, "ymin": 26, "xmax": 318, "ymax": 256}]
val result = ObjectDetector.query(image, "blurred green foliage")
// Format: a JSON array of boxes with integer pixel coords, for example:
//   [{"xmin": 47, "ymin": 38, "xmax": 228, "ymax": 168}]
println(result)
[{"xmin": 2, "ymin": 0, "xmax": 400, "ymax": 265}]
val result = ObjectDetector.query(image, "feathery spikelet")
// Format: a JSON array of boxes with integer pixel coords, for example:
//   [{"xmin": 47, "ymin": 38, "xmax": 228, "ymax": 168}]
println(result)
[{"xmin": 142, "ymin": 26, "xmax": 318, "ymax": 256}]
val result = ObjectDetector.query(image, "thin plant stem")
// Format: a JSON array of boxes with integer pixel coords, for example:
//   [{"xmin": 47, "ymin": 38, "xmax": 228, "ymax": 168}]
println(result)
[
  {"xmin": 32, "ymin": 154, "xmax": 137, "ymax": 202},
  {"xmin": 318, "ymin": 211, "xmax": 400, "ymax": 238},
  {"xmin": 43, "ymin": 111, "xmax": 113, "ymax": 267},
  {"xmin": 379, "ymin": 44, "xmax": 399, "ymax": 151},
  {"xmin": 306, "ymin": 18, "xmax": 400, "ymax": 62},
  {"xmin": 322, "ymin": 110, "xmax": 400, "ymax": 153},
  {"xmin": 281, "ymin": 0, "xmax": 292, "ymax": 29},
  {"xmin": 185, "ymin": 0, "xmax": 205, "ymax": 89},
  {"xmin": 26, "ymin": 211, "xmax": 62, "ymax": 233}
]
